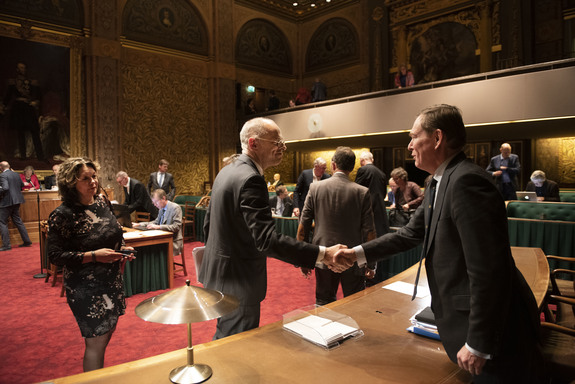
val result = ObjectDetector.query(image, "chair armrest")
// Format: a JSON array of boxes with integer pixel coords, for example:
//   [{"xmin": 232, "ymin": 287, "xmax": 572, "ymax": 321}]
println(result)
[
  {"xmin": 547, "ymin": 255, "xmax": 575, "ymax": 263},
  {"xmin": 541, "ymin": 322, "xmax": 575, "ymax": 336}
]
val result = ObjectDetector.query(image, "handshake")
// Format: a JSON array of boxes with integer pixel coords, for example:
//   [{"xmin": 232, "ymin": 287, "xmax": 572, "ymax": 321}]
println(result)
[{"xmin": 323, "ymin": 244, "xmax": 357, "ymax": 273}]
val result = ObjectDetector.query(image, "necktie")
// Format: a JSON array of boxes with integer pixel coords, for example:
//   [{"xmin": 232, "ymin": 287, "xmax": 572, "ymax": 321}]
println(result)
[
  {"xmin": 158, "ymin": 173, "xmax": 164, "ymax": 186},
  {"xmin": 158, "ymin": 208, "xmax": 166, "ymax": 224},
  {"xmin": 412, "ymin": 178, "xmax": 437, "ymax": 300}
]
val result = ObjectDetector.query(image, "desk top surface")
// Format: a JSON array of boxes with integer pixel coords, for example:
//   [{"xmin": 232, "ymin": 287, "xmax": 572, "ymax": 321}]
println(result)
[{"xmin": 50, "ymin": 247, "xmax": 548, "ymax": 384}]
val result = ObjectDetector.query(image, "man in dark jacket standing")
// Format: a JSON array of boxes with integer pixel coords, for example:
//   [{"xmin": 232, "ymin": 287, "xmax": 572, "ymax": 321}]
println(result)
[{"xmin": 0, "ymin": 161, "xmax": 32, "ymax": 251}]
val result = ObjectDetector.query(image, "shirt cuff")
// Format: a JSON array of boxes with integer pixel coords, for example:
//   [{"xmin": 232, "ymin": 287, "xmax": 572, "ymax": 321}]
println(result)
[
  {"xmin": 315, "ymin": 246, "xmax": 326, "ymax": 269},
  {"xmin": 353, "ymin": 245, "xmax": 367, "ymax": 268},
  {"xmin": 465, "ymin": 343, "xmax": 492, "ymax": 360}
]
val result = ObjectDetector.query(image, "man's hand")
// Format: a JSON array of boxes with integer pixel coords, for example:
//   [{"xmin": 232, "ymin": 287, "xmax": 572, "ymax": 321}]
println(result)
[
  {"xmin": 322, "ymin": 244, "xmax": 349, "ymax": 272},
  {"xmin": 457, "ymin": 346, "xmax": 486, "ymax": 376},
  {"xmin": 300, "ymin": 267, "xmax": 312, "ymax": 279},
  {"xmin": 330, "ymin": 247, "xmax": 357, "ymax": 273},
  {"xmin": 293, "ymin": 207, "xmax": 300, "ymax": 217},
  {"xmin": 147, "ymin": 224, "xmax": 160, "ymax": 230},
  {"xmin": 493, "ymin": 170, "xmax": 502, "ymax": 177},
  {"xmin": 365, "ymin": 268, "xmax": 375, "ymax": 279}
]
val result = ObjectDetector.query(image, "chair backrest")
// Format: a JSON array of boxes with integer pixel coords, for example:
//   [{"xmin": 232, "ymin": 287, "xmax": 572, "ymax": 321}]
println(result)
[
  {"xmin": 507, "ymin": 201, "xmax": 575, "ymax": 222},
  {"xmin": 135, "ymin": 211, "xmax": 151, "ymax": 222},
  {"xmin": 196, "ymin": 196, "xmax": 210, "ymax": 208},
  {"xmin": 184, "ymin": 201, "xmax": 196, "ymax": 221}
]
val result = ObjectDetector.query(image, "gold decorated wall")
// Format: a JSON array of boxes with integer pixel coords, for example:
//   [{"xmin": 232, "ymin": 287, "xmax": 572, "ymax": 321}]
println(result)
[
  {"xmin": 534, "ymin": 138, "xmax": 575, "ymax": 186},
  {"xmin": 121, "ymin": 63, "xmax": 210, "ymax": 195}
]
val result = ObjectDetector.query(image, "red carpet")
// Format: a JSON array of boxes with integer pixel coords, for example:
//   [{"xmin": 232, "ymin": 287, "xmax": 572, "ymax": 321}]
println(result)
[{"xmin": 0, "ymin": 242, "xmax": 332, "ymax": 383}]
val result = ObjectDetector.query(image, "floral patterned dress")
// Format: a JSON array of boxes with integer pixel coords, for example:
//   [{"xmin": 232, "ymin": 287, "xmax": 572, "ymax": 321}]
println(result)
[{"xmin": 47, "ymin": 196, "xmax": 125, "ymax": 338}]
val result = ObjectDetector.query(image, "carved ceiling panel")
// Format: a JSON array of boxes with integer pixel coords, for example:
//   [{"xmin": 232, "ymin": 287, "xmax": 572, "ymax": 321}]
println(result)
[{"xmin": 306, "ymin": 18, "xmax": 359, "ymax": 72}]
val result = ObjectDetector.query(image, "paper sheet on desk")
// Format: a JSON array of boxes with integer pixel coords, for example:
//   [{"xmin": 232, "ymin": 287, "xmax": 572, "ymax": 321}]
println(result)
[
  {"xmin": 383, "ymin": 281, "xmax": 430, "ymax": 298},
  {"xmin": 123, "ymin": 230, "xmax": 166, "ymax": 239}
]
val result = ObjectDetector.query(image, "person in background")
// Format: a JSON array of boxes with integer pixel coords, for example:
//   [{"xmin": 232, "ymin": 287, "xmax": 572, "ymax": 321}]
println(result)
[
  {"xmin": 116, "ymin": 171, "xmax": 158, "ymax": 219},
  {"xmin": 298, "ymin": 147, "xmax": 376, "ymax": 305},
  {"xmin": 47, "ymin": 157, "xmax": 135, "ymax": 371},
  {"xmin": 288, "ymin": 99, "xmax": 296, "ymax": 108},
  {"xmin": 525, "ymin": 170, "xmax": 560, "ymax": 201},
  {"xmin": 0, "ymin": 161, "xmax": 32, "ymax": 251},
  {"xmin": 394, "ymin": 64, "xmax": 414, "ymax": 88},
  {"xmin": 44, "ymin": 163, "xmax": 60, "ymax": 190},
  {"xmin": 134, "ymin": 189, "xmax": 183, "ymax": 256},
  {"xmin": 293, "ymin": 157, "xmax": 331, "ymax": 217},
  {"xmin": 355, "ymin": 151, "xmax": 391, "ymax": 286},
  {"xmin": 268, "ymin": 90, "xmax": 280, "ymax": 111},
  {"xmin": 269, "ymin": 185, "xmax": 293, "ymax": 217},
  {"xmin": 386, "ymin": 177, "xmax": 397, "ymax": 207},
  {"xmin": 20, "ymin": 165, "xmax": 40, "ymax": 190},
  {"xmin": 270, "ymin": 173, "xmax": 283, "ymax": 188},
  {"xmin": 334, "ymin": 105, "xmax": 543, "ymax": 382},
  {"xmin": 390, "ymin": 167, "xmax": 423, "ymax": 210},
  {"xmin": 244, "ymin": 98, "xmax": 257, "ymax": 115},
  {"xmin": 311, "ymin": 78, "xmax": 327, "ymax": 102},
  {"xmin": 199, "ymin": 117, "xmax": 346, "ymax": 340},
  {"xmin": 294, "ymin": 87, "xmax": 311, "ymax": 105},
  {"xmin": 147, "ymin": 159, "xmax": 176, "ymax": 201},
  {"xmin": 486, "ymin": 143, "xmax": 521, "ymax": 201}
]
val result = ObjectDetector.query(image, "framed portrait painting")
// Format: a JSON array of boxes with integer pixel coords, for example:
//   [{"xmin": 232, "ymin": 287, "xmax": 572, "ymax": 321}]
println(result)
[{"xmin": 0, "ymin": 36, "xmax": 70, "ymax": 170}]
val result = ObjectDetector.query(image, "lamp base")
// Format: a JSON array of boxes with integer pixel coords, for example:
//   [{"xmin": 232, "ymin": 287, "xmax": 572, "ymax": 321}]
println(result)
[{"xmin": 170, "ymin": 364, "xmax": 212, "ymax": 384}]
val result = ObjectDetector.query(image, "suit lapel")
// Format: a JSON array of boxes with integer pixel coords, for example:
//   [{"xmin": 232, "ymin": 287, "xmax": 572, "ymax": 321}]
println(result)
[{"xmin": 426, "ymin": 152, "xmax": 466, "ymax": 254}]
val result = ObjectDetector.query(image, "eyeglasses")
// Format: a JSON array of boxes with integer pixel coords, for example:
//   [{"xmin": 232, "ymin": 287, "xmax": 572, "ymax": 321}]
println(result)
[
  {"xmin": 258, "ymin": 137, "xmax": 286, "ymax": 148},
  {"xmin": 76, "ymin": 175, "xmax": 98, "ymax": 183}
]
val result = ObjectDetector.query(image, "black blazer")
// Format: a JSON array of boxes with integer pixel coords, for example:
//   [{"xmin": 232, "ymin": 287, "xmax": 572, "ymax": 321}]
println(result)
[
  {"xmin": 355, "ymin": 163, "xmax": 390, "ymax": 236},
  {"xmin": 269, "ymin": 195, "xmax": 293, "ymax": 217},
  {"xmin": 148, "ymin": 172, "xmax": 176, "ymax": 201},
  {"xmin": 44, "ymin": 175, "xmax": 57, "ymax": 190},
  {"xmin": 124, "ymin": 178, "xmax": 158, "ymax": 219},
  {"xmin": 199, "ymin": 154, "xmax": 319, "ymax": 305},
  {"xmin": 525, "ymin": 179, "xmax": 560, "ymax": 201},
  {"xmin": 362, "ymin": 153, "xmax": 540, "ymax": 372},
  {"xmin": 293, "ymin": 168, "xmax": 330, "ymax": 211}
]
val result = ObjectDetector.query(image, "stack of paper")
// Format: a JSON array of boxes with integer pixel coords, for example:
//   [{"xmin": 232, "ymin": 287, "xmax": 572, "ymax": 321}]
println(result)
[
  {"xmin": 283, "ymin": 314, "xmax": 361, "ymax": 349},
  {"xmin": 407, "ymin": 306, "xmax": 440, "ymax": 340}
]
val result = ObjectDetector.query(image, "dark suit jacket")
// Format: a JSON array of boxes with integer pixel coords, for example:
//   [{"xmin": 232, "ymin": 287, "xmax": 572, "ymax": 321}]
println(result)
[
  {"xmin": 362, "ymin": 153, "xmax": 540, "ymax": 372},
  {"xmin": 124, "ymin": 178, "xmax": 158, "ymax": 219},
  {"xmin": 199, "ymin": 154, "xmax": 319, "ymax": 306},
  {"xmin": 148, "ymin": 172, "xmax": 176, "ymax": 200},
  {"xmin": 486, "ymin": 153, "xmax": 521, "ymax": 191},
  {"xmin": 293, "ymin": 168, "xmax": 330, "ymax": 211},
  {"xmin": 355, "ymin": 164, "xmax": 390, "ymax": 236},
  {"xmin": 269, "ymin": 195, "xmax": 293, "ymax": 217},
  {"xmin": 0, "ymin": 169, "xmax": 25, "ymax": 207},
  {"xmin": 44, "ymin": 174, "xmax": 57, "ymax": 190},
  {"xmin": 525, "ymin": 179, "xmax": 560, "ymax": 201}
]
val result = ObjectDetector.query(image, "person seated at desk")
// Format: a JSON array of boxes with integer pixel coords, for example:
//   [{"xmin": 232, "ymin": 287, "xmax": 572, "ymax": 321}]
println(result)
[
  {"xmin": 20, "ymin": 165, "xmax": 40, "ymax": 190},
  {"xmin": 270, "ymin": 173, "xmax": 283, "ymax": 188},
  {"xmin": 133, "ymin": 189, "xmax": 182, "ymax": 256},
  {"xmin": 390, "ymin": 167, "xmax": 423, "ymax": 211},
  {"xmin": 269, "ymin": 185, "xmax": 293, "ymax": 217},
  {"xmin": 44, "ymin": 163, "xmax": 60, "ymax": 190},
  {"xmin": 386, "ymin": 177, "xmax": 397, "ymax": 207},
  {"xmin": 525, "ymin": 170, "xmax": 560, "ymax": 201},
  {"xmin": 116, "ymin": 171, "xmax": 158, "ymax": 219}
]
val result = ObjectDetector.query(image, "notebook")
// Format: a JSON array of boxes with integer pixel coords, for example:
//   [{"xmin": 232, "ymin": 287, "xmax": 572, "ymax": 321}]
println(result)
[{"xmin": 516, "ymin": 191, "xmax": 538, "ymax": 201}]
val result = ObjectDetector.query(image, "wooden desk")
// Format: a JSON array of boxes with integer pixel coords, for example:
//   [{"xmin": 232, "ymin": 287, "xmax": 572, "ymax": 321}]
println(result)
[
  {"xmin": 7, "ymin": 190, "xmax": 61, "ymax": 245},
  {"xmin": 49, "ymin": 247, "xmax": 548, "ymax": 384},
  {"xmin": 123, "ymin": 229, "xmax": 174, "ymax": 293}
]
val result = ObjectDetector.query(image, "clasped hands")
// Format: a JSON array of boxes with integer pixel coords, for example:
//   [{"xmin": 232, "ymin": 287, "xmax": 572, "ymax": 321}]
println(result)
[{"xmin": 323, "ymin": 245, "xmax": 358, "ymax": 273}]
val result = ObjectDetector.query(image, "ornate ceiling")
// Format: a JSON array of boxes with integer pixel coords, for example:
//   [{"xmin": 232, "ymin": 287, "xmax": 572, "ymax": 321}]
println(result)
[{"xmin": 236, "ymin": 0, "xmax": 359, "ymax": 21}]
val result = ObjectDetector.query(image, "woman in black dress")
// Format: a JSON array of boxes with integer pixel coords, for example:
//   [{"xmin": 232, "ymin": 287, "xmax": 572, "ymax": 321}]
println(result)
[{"xmin": 47, "ymin": 157, "xmax": 135, "ymax": 371}]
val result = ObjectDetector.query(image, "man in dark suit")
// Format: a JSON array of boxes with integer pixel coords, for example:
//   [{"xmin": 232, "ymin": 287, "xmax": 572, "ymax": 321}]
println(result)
[
  {"xmin": 293, "ymin": 157, "xmax": 330, "ymax": 217},
  {"xmin": 43, "ymin": 164, "xmax": 60, "ymax": 190},
  {"xmin": 116, "ymin": 171, "xmax": 158, "ymax": 219},
  {"xmin": 486, "ymin": 142, "xmax": 521, "ymax": 200},
  {"xmin": 0, "ymin": 161, "xmax": 32, "ymax": 251},
  {"xmin": 199, "ymin": 117, "xmax": 345, "ymax": 340},
  {"xmin": 525, "ymin": 169, "xmax": 560, "ymax": 201},
  {"xmin": 355, "ymin": 151, "xmax": 391, "ymax": 286},
  {"xmin": 269, "ymin": 185, "xmax": 293, "ymax": 217},
  {"xmin": 147, "ymin": 159, "xmax": 176, "ymax": 201},
  {"xmin": 335, "ymin": 105, "xmax": 543, "ymax": 382},
  {"xmin": 298, "ymin": 147, "xmax": 376, "ymax": 305}
]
